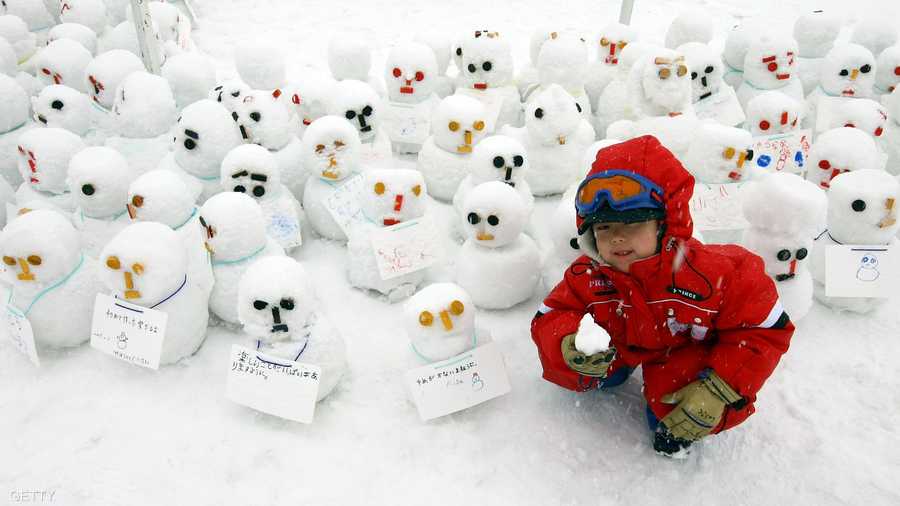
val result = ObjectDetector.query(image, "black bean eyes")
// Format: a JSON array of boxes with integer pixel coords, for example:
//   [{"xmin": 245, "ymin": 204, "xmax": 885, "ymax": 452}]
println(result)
[
  {"xmin": 362, "ymin": 105, "xmax": 373, "ymax": 116},
  {"xmin": 840, "ymin": 69, "xmax": 849, "ymax": 76},
  {"xmin": 199, "ymin": 216, "xmax": 207, "ymax": 227},
  {"xmin": 512, "ymin": 155, "xmax": 524, "ymax": 167},
  {"xmin": 253, "ymin": 300, "xmax": 267, "ymax": 310},
  {"xmin": 482, "ymin": 61, "xmax": 492, "ymax": 71},
  {"xmin": 51, "ymin": 100, "xmax": 63, "ymax": 110},
  {"xmin": 852, "ymin": 199, "xmax": 866, "ymax": 212},
  {"xmin": 467, "ymin": 212, "xmax": 480, "ymax": 224},
  {"xmin": 534, "ymin": 108, "xmax": 544, "ymax": 119},
  {"xmin": 861, "ymin": 64, "xmax": 871, "ymax": 73},
  {"xmin": 796, "ymin": 248, "xmax": 808, "ymax": 260},
  {"xmin": 82, "ymin": 184, "xmax": 94, "ymax": 196},
  {"xmin": 249, "ymin": 112, "xmax": 261, "ymax": 122},
  {"xmin": 456, "ymin": 47, "xmax": 462, "ymax": 56},
  {"xmin": 487, "ymin": 215, "xmax": 499, "ymax": 226},
  {"xmin": 184, "ymin": 139, "xmax": 196, "ymax": 150},
  {"xmin": 569, "ymin": 237, "xmax": 580, "ymax": 250},
  {"xmin": 253, "ymin": 186, "xmax": 265, "ymax": 197},
  {"xmin": 576, "ymin": 103, "xmax": 582, "ymax": 113},
  {"xmin": 234, "ymin": 185, "xmax": 246, "ymax": 193},
  {"xmin": 346, "ymin": 110, "xmax": 356, "ymax": 119},
  {"xmin": 691, "ymin": 72, "xmax": 698, "ymax": 80},
  {"xmin": 777, "ymin": 249, "xmax": 791, "ymax": 261},
  {"xmin": 705, "ymin": 65, "xmax": 714, "ymax": 74},
  {"xmin": 280, "ymin": 298, "xmax": 294, "ymax": 310},
  {"xmin": 493, "ymin": 156, "xmax": 504, "ymax": 168},
  {"xmin": 467, "ymin": 63, "xmax": 476, "ymax": 73}
]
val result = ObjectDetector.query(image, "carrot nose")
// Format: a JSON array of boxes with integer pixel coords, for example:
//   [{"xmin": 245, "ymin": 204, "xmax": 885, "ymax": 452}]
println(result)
[
  {"xmin": 124, "ymin": 271, "xmax": 141, "ymax": 299},
  {"xmin": 789, "ymin": 260, "xmax": 797, "ymax": 275},
  {"xmin": 609, "ymin": 44, "xmax": 616, "ymax": 56},
  {"xmin": 439, "ymin": 310, "xmax": 453, "ymax": 331},
  {"xmin": 737, "ymin": 151, "xmax": 747, "ymax": 168},
  {"xmin": 851, "ymin": 68, "xmax": 859, "ymax": 80},
  {"xmin": 780, "ymin": 111, "xmax": 788, "ymax": 125},
  {"xmin": 16, "ymin": 258, "xmax": 34, "ymax": 281},
  {"xmin": 393, "ymin": 194, "xmax": 404, "ymax": 212},
  {"xmin": 464, "ymin": 131, "xmax": 472, "ymax": 145},
  {"xmin": 880, "ymin": 198, "xmax": 897, "ymax": 228},
  {"xmin": 328, "ymin": 156, "xmax": 337, "ymax": 168}
]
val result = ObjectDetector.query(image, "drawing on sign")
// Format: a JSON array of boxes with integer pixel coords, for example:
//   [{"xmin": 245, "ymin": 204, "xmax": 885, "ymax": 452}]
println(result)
[
  {"xmin": 856, "ymin": 254, "xmax": 880, "ymax": 281},
  {"xmin": 370, "ymin": 216, "xmax": 441, "ymax": 280},
  {"xmin": 689, "ymin": 183, "xmax": 749, "ymax": 231},
  {"xmin": 752, "ymin": 130, "xmax": 811, "ymax": 175}
]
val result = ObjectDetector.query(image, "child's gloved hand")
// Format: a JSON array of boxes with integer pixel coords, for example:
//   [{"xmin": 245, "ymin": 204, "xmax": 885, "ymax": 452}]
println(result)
[
  {"xmin": 659, "ymin": 370, "xmax": 745, "ymax": 442},
  {"xmin": 561, "ymin": 334, "xmax": 616, "ymax": 377}
]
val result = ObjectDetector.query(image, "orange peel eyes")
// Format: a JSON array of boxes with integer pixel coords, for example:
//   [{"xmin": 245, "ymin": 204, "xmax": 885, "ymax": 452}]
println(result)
[
  {"xmin": 412, "ymin": 184, "xmax": 421, "ymax": 196},
  {"xmin": 106, "ymin": 256, "xmax": 121, "ymax": 270},
  {"xmin": 449, "ymin": 300, "xmax": 464, "ymax": 315},
  {"xmin": 132, "ymin": 195, "xmax": 144, "ymax": 208},
  {"xmin": 676, "ymin": 65, "xmax": 688, "ymax": 77},
  {"xmin": 658, "ymin": 68, "xmax": 671, "ymax": 79},
  {"xmin": 27, "ymin": 255, "xmax": 41, "ymax": 266},
  {"xmin": 600, "ymin": 37, "xmax": 610, "ymax": 47},
  {"xmin": 3, "ymin": 256, "xmax": 16, "ymax": 266},
  {"xmin": 448, "ymin": 121, "xmax": 460, "ymax": 132},
  {"xmin": 723, "ymin": 147, "xmax": 736, "ymax": 159},
  {"xmin": 419, "ymin": 311, "xmax": 434, "ymax": 326},
  {"xmin": 374, "ymin": 182, "xmax": 385, "ymax": 195},
  {"xmin": 473, "ymin": 120, "xmax": 485, "ymax": 131},
  {"xmin": 132, "ymin": 263, "xmax": 144, "ymax": 275},
  {"xmin": 315, "ymin": 144, "xmax": 325, "ymax": 153}
]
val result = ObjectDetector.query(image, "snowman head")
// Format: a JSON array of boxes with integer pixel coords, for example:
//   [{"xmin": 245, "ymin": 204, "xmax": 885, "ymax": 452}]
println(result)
[
  {"xmin": 1, "ymin": 210, "xmax": 81, "ymax": 286},
  {"xmin": 820, "ymin": 43, "xmax": 875, "ymax": 98},
  {"xmin": 327, "ymin": 34, "xmax": 372, "ymax": 82},
  {"xmin": 30, "ymin": 84, "xmax": 90, "ymax": 135},
  {"xmin": 637, "ymin": 49, "xmax": 692, "ymax": 114},
  {"xmin": 220, "ymin": 144, "xmax": 281, "ymax": 202},
  {"xmin": 526, "ymin": 27, "xmax": 554, "ymax": 65},
  {"xmin": 174, "ymin": 99, "xmax": 243, "ymax": 178},
  {"xmin": 384, "ymin": 42, "xmax": 438, "ymax": 104},
  {"xmin": 875, "ymin": 45, "xmax": 900, "ymax": 94},
  {"xmin": 664, "ymin": 9, "xmax": 713, "ymax": 49},
  {"xmin": 234, "ymin": 43, "xmax": 286, "ymax": 90},
  {"xmin": 743, "ymin": 34, "xmax": 799, "ymax": 90},
  {"xmin": 161, "ymin": 52, "xmax": 217, "ymax": 110},
  {"xmin": 742, "ymin": 172, "xmax": 827, "ymax": 238},
  {"xmin": 745, "ymin": 90, "xmax": 802, "ymax": 136},
  {"xmin": 208, "ymin": 79, "xmax": 251, "ymax": 112},
  {"xmin": 458, "ymin": 30, "xmax": 513, "ymax": 90},
  {"xmin": 47, "ymin": 23, "xmax": 97, "ymax": 54},
  {"xmin": 84, "ymin": 49, "xmax": 145, "ymax": 109},
  {"xmin": 33, "ymin": 38, "xmax": 92, "ymax": 92},
  {"xmin": 524, "ymin": 84, "xmax": 582, "ymax": 146},
  {"xmin": 231, "ymin": 89, "xmax": 292, "ymax": 150},
  {"xmin": 432, "ymin": 94, "xmax": 487, "ymax": 154},
  {"xmin": 827, "ymin": 98, "xmax": 888, "ymax": 139},
  {"xmin": 807, "ymin": 127, "xmax": 879, "ymax": 190},
  {"xmin": 403, "ymin": 282, "xmax": 476, "ymax": 361},
  {"xmin": 146, "ymin": 1, "xmax": 183, "ymax": 43},
  {"xmin": 827, "ymin": 169, "xmax": 900, "ymax": 244},
  {"xmin": 238, "ymin": 256, "xmax": 315, "ymax": 343},
  {"xmin": 685, "ymin": 123, "xmax": 754, "ymax": 183},
  {"xmin": 99, "ymin": 222, "xmax": 186, "ymax": 305},
  {"xmin": 722, "ymin": 21, "xmax": 757, "ymax": 72},
  {"xmin": 59, "ymin": 0, "xmax": 107, "ymax": 34},
  {"xmin": 793, "ymin": 10, "xmax": 841, "ymax": 58},
  {"xmin": 287, "ymin": 75, "xmax": 334, "ymax": 128},
  {"xmin": 112, "ymin": 71, "xmax": 177, "ymax": 139},
  {"xmin": 850, "ymin": 17, "xmax": 898, "ymax": 57},
  {"xmin": 127, "ymin": 169, "xmax": 196, "ymax": 229},
  {"xmin": 301, "ymin": 115, "xmax": 361, "ymax": 182},
  {"xmin": 68, "ymin": 147, "xmax": 135, "ymax": 219},
  {"xmin": 469, "ymin": 135, "xmax": 527, "ymax": 187},
  {"xmin": 198, "ymin": 191, "xmax": 268, "ymax": 261},
  {"xmin": 0, "ymin": 15, "xmax": 35, "ymax": 63},
  {"xmin": 361, "ymin": 169, "xmax": 425, "ymax": 227},
  {"xmin": 329, "ymin": 79, "xmax": 382, "ymax": 143},
  {"xmin": 0, "ymin": 74, "xmax": 28, "ymax": 134},
  {"xmin": 537, "ymin": 33, "xmax": 588, "ymax": 91},
  {"xmin": 462, "ymin": 181, "xmax": 526, "ymax": 248},
  {"xmin": 597, "ymin": 22, "xmax": 638, "ymax": 66},
  {"xmin": 16, "ymin": 127, "xmax": 85, "ymax": 195},
  {"xmin": 678, "ymin": 42, "xmax": 724, "ymax": 103}
]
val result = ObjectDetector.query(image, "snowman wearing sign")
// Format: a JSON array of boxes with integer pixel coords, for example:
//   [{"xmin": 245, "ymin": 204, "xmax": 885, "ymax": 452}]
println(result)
[{"xmin": 382, "ymin": 42, "xmax": 440, "ymax": 154}]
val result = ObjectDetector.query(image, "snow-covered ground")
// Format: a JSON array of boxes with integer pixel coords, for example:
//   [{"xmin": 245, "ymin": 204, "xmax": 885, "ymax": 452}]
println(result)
[{"xmin": 3, "ymin": 0, "xmax": 900, "ymax": 504}]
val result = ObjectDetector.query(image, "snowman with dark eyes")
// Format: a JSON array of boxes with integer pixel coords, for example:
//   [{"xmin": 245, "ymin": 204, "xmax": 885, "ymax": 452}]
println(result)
[
  {"xmin": 238, "ymin": 255, "xmax": 347, "ymax": 401},
  {"xmin": 208, "ymin": 79, "xmax": 251, "ymax": 112},
  {"xmin": 30, "ymin": 85, "xmax": 92, "ymax": 138},
  {"xmin": 382, "ymin": 42, "xmax": 441, "ymax": 155},
  {"xmin": 328, "ymin": 79, "xmax": 392, "ymax": 161},
  {"xmin": 456, "ymin": 181, "xmax": 541, "ymax": 309},
  {"xmin": 805, "ymin": 42, "xmax": 877, "ymax": 129},
  {"xmin": 678, "ymin": 42, "xmax": 744, "ymax": 126},
  {"xmin": 454, "ymin": 30, "xmax": 522, "ymax": 130}
]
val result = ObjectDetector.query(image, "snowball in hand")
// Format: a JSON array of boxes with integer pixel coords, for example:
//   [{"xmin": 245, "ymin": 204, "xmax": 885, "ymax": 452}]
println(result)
[{"xmin": 574, "ymin": 314, "xmax": 611, "ymax": 355}]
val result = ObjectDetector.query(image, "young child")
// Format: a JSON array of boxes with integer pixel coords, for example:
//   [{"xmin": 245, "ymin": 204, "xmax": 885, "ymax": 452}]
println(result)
[{"xmin": 531, "ymin": 135, "xmax": 793, "ymax": 457}]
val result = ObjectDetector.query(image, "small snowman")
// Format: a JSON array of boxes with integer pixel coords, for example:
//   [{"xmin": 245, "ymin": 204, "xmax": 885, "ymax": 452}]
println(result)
[
  {"xmin": 416, "ymin": 94, "xmax": 487, "ymax": 201},
  {"xmin": 593, "ymin": 42, "xmax": 652, "ymax": 136},
  {"xmin": 347, "ymin": 169, "xmax": 428, "ymax": 302},
  {"xmin": 678, "ymin": 42, "xmax": 744, "ymax": 126},
  {"xmin": 874, "ymin": 45, "xmax": 900, "ymax": 97},
  {"xmin": 737, "ymin": 34, "xmax": 805, "ymax": 110},
  {"xmin": 382, "ymin": 42, "xmax": 440, "ymax": 154},
  {"xmin": 805, "ymin": 43, "xmax": 876, "ymax": 128},
  {"xmin": 0, "ymin": 74, "xmax": 31, "ymax": 186},
  {"xmin": 161, "ymin": 52, "xmax": 217, "ymax": 110},
  {"xmin": 527, "ymin": 33, "xmax": 591, "ymax": 118},
  {"xmin": 413, "ymin": 31, "xmax": 455, "ymax": 98},
  {"xmin": 161, "ymin": 98, "xmax": 243, "ymax": 202},
  {"xmin": 15, "ymin": 127, "xmax": 85, "ymax": 212},
  {"xmin": 234, "ymin": 43, "xmax": 286, "ymax": 91},
  {"xmin": 199, "ymin": 192, "xmax": 285, "ymax": 325},
  {"xmin": 220, "ymin": 144, "xmax": 303, "ymax": 252},
  {"xmin": 664, "ymin": 9, "xmax": 713, "ymax": 49},
  {"xmin": 722, "ymin": 20, "xmax": 766, "ymax": 89},
  {"xmin": 806, "ymin": 127, "xmax": 881, "ymax": 190},
  {"xmin": 742, "ymin": 173, "xmax": 827, "ymax": 321},
  {"xmin": 238, "ymin": 255, "xmax": 348, "ymax": 401},
  {"xmin": 456, "ymin": 181, "xmax": 541, "ymax": 309},
  {"xmin": 745, "ymin": 90, "xmax": 803, "ymax": 136},
  {"xmin": 328, "ymin": 79, "xmax": 392, "ymax": 159},
  {"xmin": 1, "ymin": 209, "xmax": 100, "ymax": 349},
  {"xmin": 403, "ymin": 282, "xmax": 488, "ymax": 364},
  {"xmin": 514, "ymin": 27, "xmax": 555, "ymax": 98},
  {"xmin": 99, "ymin": 222, "xmax": 209, "ymax": 365},
  {"xmin": 452, "ymin": 134, "xmax": 533, "ymax": 235},
  {"xmin": 285, "ymin": 73, "xmax": 334, "ymax": 138},
  {"xmin": 32, "ymin": 38, "xmax": 93, "ymax": 93},
  {"xmin": 126, "ymin": 169, "xmax": 213, "ymax": 299},
  {"xmin": 810, "ymin": 169, "xmax": 900, "ymax": 313},
  {"xmin": 301, "ymin": 115, "xmax": 362, "ymax": 241},
  {"xmin": 793, "ymin": 10, "xmax": 842, "ymax": 95},
  {"xmin": 502, "ymin": 84, "xmax": 595, "ymax": 196},
  {"xmin": 585, "ymin": 22, "xmax": 639, "ymax": 114},
  {"xmin": 67, "ymin": 146, "xmax": 135, "ymax": 257},
  {"xmin": 684, "ymin": 123, "xmax": 756, "ymax": 183},
  {"xmin": 105, "ymin": 71, "xmax": 178, "ymax": 175},
  {"xmin": 232, "ymin": 89, "xmax": 306, "ymax": 199},
  {"xmin": 208, "ymin": 79, "xmax": 251, "ymax": 112},
  {"xmin": 455, "ymin": 30, "xmax": 522, "ymax": 130},
  {"xmin": 47, "ymin": 23, "xmax": 98, "ymax": 55},
  {"xmin": 625, "ymin": 49, "xmax": 694, "ymax": 120},
  {"xmin": 31, "ymin": 84, "xmax": 93, "ymax": 138},
  {"xmin": 83, "ymin": 49, "xmax": 146, "ymax": 111},
  {"xmin": 823, "ymin": 98, "xmax": 888, "ymax": 142}
]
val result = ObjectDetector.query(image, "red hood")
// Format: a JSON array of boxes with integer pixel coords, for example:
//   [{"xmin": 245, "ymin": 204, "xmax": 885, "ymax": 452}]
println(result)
[{"xmin": 576, "ymin": 135, "xmax": 695, "ymax": 243}]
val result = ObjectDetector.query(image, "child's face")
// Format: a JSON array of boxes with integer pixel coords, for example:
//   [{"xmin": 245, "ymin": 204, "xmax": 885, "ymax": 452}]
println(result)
[{"xmin": 593, "ymin": 220, "xmax": 660, "ymax": 272}]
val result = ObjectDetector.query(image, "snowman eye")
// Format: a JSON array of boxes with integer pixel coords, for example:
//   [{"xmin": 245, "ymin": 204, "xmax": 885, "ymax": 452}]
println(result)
[
  {"xmin": 569, "ymin": 237, "xmax": 580, "ymax": 250},
  {"xmin": 374, "ymin": 182, "xmax": 385, "ymax": 195},
  {"xmin": 839, "ymin": 69, "xmax": 849, "ymax": 77},
  {"xmin": 132, "ymin": 263, "xmax": 144, "ymax": 275},
  {"xmin": 473, "ymin": 120, "xmax": 485, "ymax": 131},
  {"xmin": 456, "ymin": 47, "xmax": 462, "ymax": 56},
  {"xmin": 51, "ymin": 100, "xmax": 64, "ymax": 110},
  {"xmin": 419, "ymin": 310, "xmax": 434, "ymax": 326},
  {"xmin": 132, "ymin": 195, "xmax": 144, "ymax": 208},
  {"xmin": 81, "ymin": 184, "xmax": 95, "ymax": 196},
  {"xmin": 449, "ymin": 300, "xmax": 465, "ymax": 315},
  {"xmin": 676, "ymin": 65, "xmax": 687, "ymax": 77},
  {"xmin": 415, "ymin": 71, "xmax": 425, "ymax": 81},
  {"xmin": 184, "ymin": 138, "xmax": 196, "ymax": 150},
  {"xmin": 249, "ymin": 112, "xmax": 261, "ymax": 122},
  {"xmin": 534, "ymin": 108, "xmax": 544, "ymax": 119},
  {"xmin": 253, "ymin": 300, "xmax": 268, "ymax": 310},
  {"xmin": 600, "ymin": 37, "xmax": 610, "ymax": 47},
  {"xmin": 467, "ymin": 63, "xmax": 477, "ymax": 73},
  {"xmin": 106, "ymin": 256, "xmax": 121, "ymax": 270},
  {"xmin": 723, "ymin": 147, "xmax": 736, "ymax": 159},
  {"xmin": 26, "ymin": 255, "xmax": 41, "ymax": 266},
  {"xmin": 759, "ymin": 120, "xmax": 770, "ymax": 131},
  {"xmin": 851, "ymin": 199, "xmax": 866, "ymax": 212},
  {"xmin": 513, "ymin": 155, "xmax": 524, "ymax": 167},
  {"xmin": 482, "ymin": 61, "xmax": 492, "ymax": 71},
  {"xmin": 796, "ymin": 248, "xmax": 808, "ymax": 260},
  {"xmin": 493, "ymin": 156, "xmax": 504, "ymax": 168},
  {"xmin": 234, "ymin": 185, "xmax": 246, "ymax": 193},
  {"xmin": 253, "ymin": 186, "xmax": 265, "ymax": 197},
  {"xmin": 705, "ymin": 65, "xmax": 714, "ymax": 74},
  {"xmin": 199, "ymin": 216, "xmax": 207, "ymax": 227},
  {"xmin": 362, "ymin": 105, "xmax": 373, "ymax": 116},
  {"xmin": 392, "ymin": 67, "xmax": 401, "ymax": 78},
  {"xmin": 467, "ymin": 212, "xmax": 480, "ymax": 225},
  {"xmin": 315, "ymin": 144, "xmax": 325, "ymax": 153},
  {"xmin": 658, "ymin": 68, "xmax": 671, "ymax": 79},
  {"xmin": 345, "ymin": 110, "xmax": 356, "ymax": 119},
  {"xmin": 280, "ymin": 298, "xmax": 294, "ymax": 310},
  {"xmin": 487, "ymin": 215, "xmax": 499, "ymax": 226},
  {"xmin": 576, "ymin": 103, "xmax": 582, "ymax": 113},
  {"xmin": 777, "ymin": 249, "xmax": 791, "ymax": 261},
  {"xmin": 690, "ymin": 71, "xmax": 698, "ymax": 80},
  {"xmin": 3, "ymin": 256, "xmax": 15, "ymax": 266},
  {"xmin": 860, "ymin": 64, "xmax": 871, "ymax": 73},
  {"xmin": 448, "ymin": 121, "xmax": 459, "ymax": 131},
  {"xmin": 412, "ymin": 184, "xmax": 422, "ymax": 196}
]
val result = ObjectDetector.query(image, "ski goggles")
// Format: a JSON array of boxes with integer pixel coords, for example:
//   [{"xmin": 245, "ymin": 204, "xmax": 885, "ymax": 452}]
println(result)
[{"xmin": 575, "ymin": 170, "xmax": 665, "ymax": 218}]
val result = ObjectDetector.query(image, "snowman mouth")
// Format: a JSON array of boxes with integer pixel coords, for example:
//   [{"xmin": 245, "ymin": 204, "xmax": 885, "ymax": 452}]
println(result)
[
  {"xmin": 699, "ymin": 91, "xmax": 712, "ymax": 101},
  {"xmin": 473, "ymin": 83, "xmax": 488, "ymax": 90},
  {"xmin": 842, "ymin": 89, "xmax": 855, "ymax": 96},
  {"xmin": 776, "ymin": 73, "xmax": 790, "ymax": 80},
  {"xmin": 271, "ymin": 324, "xmax": 289, "ymax": 333},
  {"xmin": 37, "ymin": 115, "xmax": 47, "ymax": 124},
  {"xmin": 238, "ymin": 124, "xmax": 248, "ymax": 139},
  {"xmin": 476, "ymin": 232, "xmax": 494, "ymax": 241},
  {"xmin": 775, "ymin": 273, "xmax": 795, "ymax": 282},
  {"xmin": 302, "ymin": 118, "xmax": 311, "ymax": 125},
  {"xmin": 383, "ymin": 218, "xmax": 401, "ymax": 226},
  {"xmin": 400, "ymin": 86, "xmax": 415, "ymax": 94}
]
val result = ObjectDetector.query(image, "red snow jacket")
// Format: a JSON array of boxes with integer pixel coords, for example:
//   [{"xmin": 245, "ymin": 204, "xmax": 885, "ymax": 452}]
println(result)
[{"xmin": 531, "ymin": 136, "xmax": 793, "ymax": 433}]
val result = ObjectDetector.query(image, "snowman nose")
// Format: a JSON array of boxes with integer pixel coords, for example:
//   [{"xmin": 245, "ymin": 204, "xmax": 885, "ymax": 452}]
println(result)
[
  {"xmin": 394, "ymin": 194, "xmax": 404, "ymax": 212},
  {"xmin": 123, "ymin": 271, "xmax": 141, "ymax": 299},
  {"xmin": 851, "ymin": 68, "xmax": 859, "ymax": 80},
  {"xmin": 439, "ymin": 310, "xmax": 453, "ymax": 331},
  {"xmin": 789, "ymin": 259, "xmax": 797, "ymax": 275},
  {"xmin": 271, "ymin": 306, "xmax": 281, "ymax": 324},
  {"xmin": 16, "ymin": 257, "xmax": 34, "ymax": 281},
  {"xmin": 879, "ymin": 197, "xmax": 896, "ymax": 228}
]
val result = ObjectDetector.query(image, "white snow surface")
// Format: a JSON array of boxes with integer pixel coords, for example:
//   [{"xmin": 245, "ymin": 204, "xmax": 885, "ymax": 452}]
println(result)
[{"xmin": 3, "ymin": 0, "xmax": 900, "ymax": 505}]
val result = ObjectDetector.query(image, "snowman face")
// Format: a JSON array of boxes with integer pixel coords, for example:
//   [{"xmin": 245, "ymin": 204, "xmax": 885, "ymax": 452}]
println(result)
[
  {"xmin": 302, "ymin": 116, "xmax": 360, "ymax": 181},
  {"xmin": 680, "ymin": 44, "xmax": 724, "ymax": 103},
  {"xmin": 147, "ymin": 1, "xmax": 182, "ymax": 43},
  {"xmin": 525, "ymin": 84, "xmax": 582, "ymax": 146},
  {"xmin": 232, "ymin": 90, "xmax": 292, "ymax": 150},
  {"xmin": 746, "ymin": 91, "xmax": 802, "ymax": 136},
  {"xmin": 112, "ymin": 71, "xmax": 178, "ymax": 138},
  {"xmin": 745, "ymin": 38, "xmax": 798, "ymax": 89},
  {"xmin": 404, "ymin": 283, "xmax": 475, "ymax": 348},
  {"xmin": 459, "ymin": 31, "xmax": 513, "ymax": 90},
  {"xmin": 228, "ymin": 163, "xmax": 275, "ymax": 200},
  {"xmin": 831, "ymin": 99, "xmax": 888, "ymax": 139},
  {"xmin": 469, "ymin": 135, "xmax": 527, "ymax": 187},
  {"xmin": 84, "ymin": 50, "xmax": 145, "ymax": 109},
  {"xmin": 462, "ymin": 181, "xmax": 526, "ymax": 248},
  {"xmin": 198, "ymin": 192, "xmax": 267, "ymax": 260},
  {"xmin": 385, "ymin": 43, "xmax": 438, "ymax": 103},
  {"xmin": 875, "ymin": 45, "xmax": 900, "ymax": 94},
  {"xmin": 688, "ymin": 125, "xmax": 754, "ymax": 182},
  {"xmin": 1, "ymin": 210, "xmax": 80, "ymax": 286},
  {"xmin": 361, "ymin": 169, "xmax": 425, "ymax": 226},
  {"xmin": 598, "ymin": 23, "xmax": 636, "ymax": 66},
  {"xmin": 808, "ymin": 128, "xmax": 879, "ymax": 190},
  {"xmin": 16, "ymin": 128, "xmax": 84, "ymax": 194},
  {"xmin": 330, "ymin": 80, "xmax": 381, "ymax": 142},
  {"xmin": 432, "ymin": 95, "xmax": 487, "ymax": 153},
  {"xmin": 68, "ymin": 147, "xmax": 132, "ymax": 218},
  {"xmin": 30, "ymin": 84, "xmax": 90, "ymax": 134},
  {"xmin": 289, "ymin": 81, "xmax": 330, "ymax": 128},
  {"xmin": 173, "ymin": 100, "xmax": 243, "ymax": 176},
  {"xmin": 100, "ymin": 223, "xmax": 185, "ymax": 305},
  {"xmin": 34, "ymin": 39, "xmax": 91, "ymax": 91},
  {"xmin": 759, "ymin": 237, "xmax": 811, "ymax": 281},
  {"xmin": 209, "ymin": 79, "xmax": 251, "ymax": 112},
  {"xmin": 821, "ymin": 44, "xmax": 875, "ymax": 98},
  {"xmin": 126, "ymin": 170, "xmax": 195, "ymax": 227},
  {"xmin": 828, "ymin": 169, "xmax": 900, "ymax": 243},
  {"xmin": 642, "ymin": 54, "xmax": 691, "ymax": 112},
  {"xmin": 238, "ymin": 257, "xmax": 314, "ymax": 343}
]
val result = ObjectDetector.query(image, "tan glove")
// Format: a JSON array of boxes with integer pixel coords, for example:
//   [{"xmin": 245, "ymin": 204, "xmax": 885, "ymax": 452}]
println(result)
[
  {"xmin": 560, "ymin": 333, "xmax": 616, "ymax": 378},
  {"xmin": 658, "ymin": 370, "xmax": 745, "ymax": 442}
]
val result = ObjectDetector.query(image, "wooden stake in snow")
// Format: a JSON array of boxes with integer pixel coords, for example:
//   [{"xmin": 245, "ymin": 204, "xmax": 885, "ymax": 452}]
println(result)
[{"xmin": 130, "ymin": 0, "xmax": 163, "ymax": 74}]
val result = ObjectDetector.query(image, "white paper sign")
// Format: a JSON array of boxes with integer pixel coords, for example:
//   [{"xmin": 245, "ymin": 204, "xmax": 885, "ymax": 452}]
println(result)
[
  {"xmin": 751, "ymin": 129, "xmax": 812, "ymax": 176},
  {"xmin": 226, "ymin": 345, "xmax": 321, "ymax": 424},
  {"xmin": 324, "ymin": 174, "xmax": 367, "ymax": 235},
  {"xmin": 267, "ymin": 211, "xmax": 302, "ymax": 249},
  {"xmin": 90, "ymin": 293, "xmax": 167, "ymax": 370},
  {"xmin": 454, "ymin": 88, "xmax": 504, "ymax": 133},
  {"xmin": 694, "ymin": 85, "xmax": 746, "ymax": 127},
  {"xmin": 370, "ymin": 215, "xmax": 441, "ymax": 280},
  {"xmin": 384, "ymin": 100, "xmax": 434, "ymax": 145},
  {"xmin": 5, "ymin": 304, "xmax": 40, "ymax": 366},
  {"xmin": 825, "ymin": 245, "xmax": 898, "ymax": 298},
  {"xmin": 689, "ymin": 183, "xmax": 750, "ymax": 231},
  {"xmin": 405, "ymin": 341, "xmax": 511, "ymax": 421}
]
